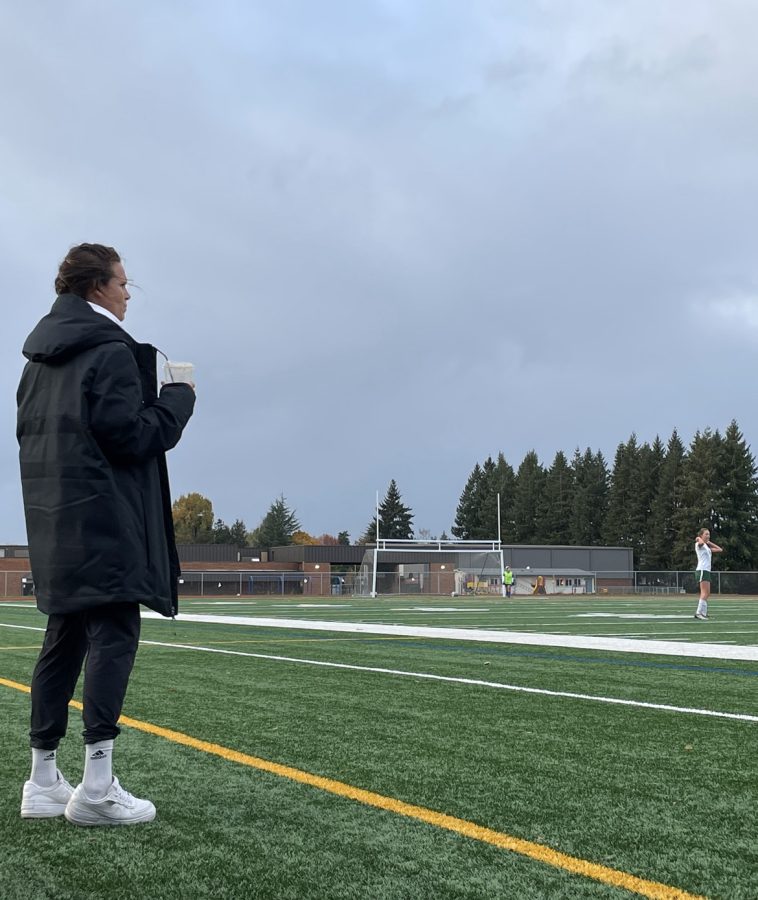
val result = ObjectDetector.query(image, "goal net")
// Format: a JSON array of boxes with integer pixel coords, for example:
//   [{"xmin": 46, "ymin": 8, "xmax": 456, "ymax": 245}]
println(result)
[{"xmin": 354, "ymin": 539, "xmax": 505, "ymax": 598}]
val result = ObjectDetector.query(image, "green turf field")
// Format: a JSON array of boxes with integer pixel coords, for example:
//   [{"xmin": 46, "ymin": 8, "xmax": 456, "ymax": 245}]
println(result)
[{"xmin": 1, "ymin": 595, "xmax": 757, "ymax": 899}]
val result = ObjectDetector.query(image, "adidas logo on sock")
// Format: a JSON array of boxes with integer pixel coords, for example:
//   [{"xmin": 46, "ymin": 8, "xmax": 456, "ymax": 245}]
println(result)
[
  {"xmin": 89, "ymin": 749, "xmax": 107, "ymax": 760},
  {"xmin": 43, "ymin": 752, "xmax": 56, "ymax": 761}
]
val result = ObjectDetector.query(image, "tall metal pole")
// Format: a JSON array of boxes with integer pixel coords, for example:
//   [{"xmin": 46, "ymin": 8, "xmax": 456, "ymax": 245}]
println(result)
[
  {"xmin": 371, "ymin": 490, "xmax": 379, "ymax": 598},
  {"xmin": 498, "ymin": 492, "xmax": 506, "ymax": 597}
]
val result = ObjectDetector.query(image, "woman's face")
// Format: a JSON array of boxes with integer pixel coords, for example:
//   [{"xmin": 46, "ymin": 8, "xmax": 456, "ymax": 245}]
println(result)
[
  {"xmin": 89, "ymin": 262, "xmax": 130, "ymax": 321},
  {"xmin": 702, "ymin": 530, "xmax": 710, "ymax": 542}
]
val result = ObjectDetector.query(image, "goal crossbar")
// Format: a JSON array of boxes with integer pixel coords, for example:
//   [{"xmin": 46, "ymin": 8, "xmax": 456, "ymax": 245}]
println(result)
[
  {"xmin": 373, "ymin": 539, "xmax": 501, "ymax": 552},
  {"xmin": 362, "ymin": 538, "xmax": 505, "ymax": 597}
]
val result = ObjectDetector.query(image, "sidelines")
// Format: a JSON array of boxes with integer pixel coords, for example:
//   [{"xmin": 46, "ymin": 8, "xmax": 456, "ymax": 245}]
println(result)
[
  {"xmin": 140, "ymin": 639, "xmax": 758, "ymax": 724},
  {"xmin": 142, "ymin": 612, "xmax": 758, "ymax": 661},
  {"xmin": 0, "ymin": 676, "xmax": 704, "ymax": 900}
]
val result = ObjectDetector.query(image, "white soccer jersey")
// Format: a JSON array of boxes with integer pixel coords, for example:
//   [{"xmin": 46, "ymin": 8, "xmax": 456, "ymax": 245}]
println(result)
[{"xmin": 695, "ymin": 541, "xmax": 712, "ymax": 572}]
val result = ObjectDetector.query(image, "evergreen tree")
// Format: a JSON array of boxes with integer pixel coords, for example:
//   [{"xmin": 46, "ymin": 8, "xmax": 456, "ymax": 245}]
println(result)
[
  {"xmin": 671, "ymin": 429, "xmax": 723, "ymax": 568},
  {"xmin": 451, "ymin": 463, "xmax": 484, "ymax": 539},
  {"xmin": 603, "ymin": 433, "xmax": 662, "ymax": 565},
  {"xmin": 632, "ymin": 437, "xmax": 665, "ymax": 568},
  {"xmin": 513, "ymin": 450, "xmax": 546, "ymax": 543},
  {"xmin": 361, "ymin": 480, "xmax": 414, "ymax": 541},
  {"xmin": 337, "ymin": 531, "xmax": 350, "ymax": 545},
  {"xmin": 475, "ymin": 456, "xmax": 499, "ymax": 539},
  {"xmin": 490, "ymin": 452, "xmax": 518, "ymax": 542},
  {"xmin": 209, "ymin": 516, "xmax": 248, "ymax": 545},
  {"xmin": 211, "ymin": 518, "xmax": 232, "ymax": 544},
  {"xmin": 570, "ymin": 449, "xmax": 609, "ymax": 544},
  {"xmin": 716, "ymin": 420, "xmax": 758, "ymax": 569},
  {"xmin": 647, "ymin": 430, "xmax": 687, "ymax": 569},
  {"xmin": 228, "ymin": 519, "xmax": 249, "ymax": 546},
  {"xmin": 571, "ymin": 449, "xmax": 592, "ymax": 544},
  {"xmin": 603, "ymin": 435, "xmax": 639, "ymax": 549},
  {"xmin": 256, "ymin": 495, "xmax": 301, "ymax": 550},
  {"xmin": 448, "ymin": 422, "xmax": 758, "ymax": 565},
  {"xmin": 537, "ymin": 450, "xmax": 574, "ymax": 544}
]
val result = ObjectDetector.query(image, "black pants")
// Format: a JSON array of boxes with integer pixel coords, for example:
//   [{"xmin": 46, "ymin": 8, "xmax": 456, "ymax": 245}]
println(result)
[{"xmin": 30, "ymin": 603, "xmax": 141, "ymax": 750}]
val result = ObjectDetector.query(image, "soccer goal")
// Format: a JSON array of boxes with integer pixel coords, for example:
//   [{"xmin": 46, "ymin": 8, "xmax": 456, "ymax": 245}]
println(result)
[{"xmin": 354, "ymin": 538, "xmax": 506, "ymax": 598}]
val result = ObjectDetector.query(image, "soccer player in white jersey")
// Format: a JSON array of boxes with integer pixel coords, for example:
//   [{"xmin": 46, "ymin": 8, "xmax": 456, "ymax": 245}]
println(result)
[{"xmin": 694, "ymin": 528, "xmax": 723, "ymax": 620}]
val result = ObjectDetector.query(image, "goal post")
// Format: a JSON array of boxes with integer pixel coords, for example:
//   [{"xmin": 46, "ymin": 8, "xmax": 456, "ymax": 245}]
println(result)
[
  {"xmin": 354, "ymin": 492, "xmax": 506, "ymax": 598},
  {"xmin": 355, "ymin": 538, "xmax": 506, "ymax": 598}
]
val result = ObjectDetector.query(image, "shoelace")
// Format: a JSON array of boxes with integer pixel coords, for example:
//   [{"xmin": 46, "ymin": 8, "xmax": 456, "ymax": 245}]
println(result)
[{"xmin": 109, "ymin": 780, "xmax": 135, "ymax": 808}]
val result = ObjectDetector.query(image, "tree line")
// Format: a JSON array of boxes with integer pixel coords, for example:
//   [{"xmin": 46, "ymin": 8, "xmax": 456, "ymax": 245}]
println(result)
[
  {"xmin": 171, "ymin": 492, "xmax": 349, "ymax": 550},
  {"xmin": 173, "ymin": 420, "xmax": 758, "ymax": 569},
  {"xmin": 451, "ymin": 420, "xmax": 758, "ymax": 570}
]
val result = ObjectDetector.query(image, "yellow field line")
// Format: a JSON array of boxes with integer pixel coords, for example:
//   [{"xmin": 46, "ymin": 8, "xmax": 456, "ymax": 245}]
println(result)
[
  {"xmin": 2, "ymin": 678, "xmax": 33, "ymax": 694},
  {"xmin": 0, "ymin": 676, "xmax": 704, "ymax": 900}
]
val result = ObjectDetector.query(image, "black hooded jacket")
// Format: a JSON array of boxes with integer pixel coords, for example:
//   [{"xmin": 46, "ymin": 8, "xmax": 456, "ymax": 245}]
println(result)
[{"xmin": 17, "ymin": 293, "xmax": 195, "ymax": 617}]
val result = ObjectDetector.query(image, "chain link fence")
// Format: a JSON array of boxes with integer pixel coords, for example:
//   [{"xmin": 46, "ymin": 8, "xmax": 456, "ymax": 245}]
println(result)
[{"xmin": 3, "ymin": 569, "xmax": 758, "ymax": 598}]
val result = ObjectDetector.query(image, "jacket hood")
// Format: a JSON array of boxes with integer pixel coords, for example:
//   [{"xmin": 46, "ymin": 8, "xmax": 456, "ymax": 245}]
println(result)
[{"xmin": 22, "ymin": 294, "xmax": 136, "ymax": 363}]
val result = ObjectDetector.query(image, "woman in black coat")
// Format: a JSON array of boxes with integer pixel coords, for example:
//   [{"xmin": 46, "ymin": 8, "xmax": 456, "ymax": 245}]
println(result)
[{"xmin": 17, "ymin": 243, "xmax": 195, "ymax": 826}]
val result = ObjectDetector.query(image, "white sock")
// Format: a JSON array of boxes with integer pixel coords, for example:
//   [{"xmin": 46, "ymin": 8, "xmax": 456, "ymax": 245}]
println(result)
[
  {"xmin": 697, "ymin": 600, "xmax": 708, "ymax": 617},
  {"xmin": 83, "ymin": 740, "xmax": 114, "ymax": 799},
  {"xmin": 30, "ymin": 748, "xmax": 58, "ymax": 787}
]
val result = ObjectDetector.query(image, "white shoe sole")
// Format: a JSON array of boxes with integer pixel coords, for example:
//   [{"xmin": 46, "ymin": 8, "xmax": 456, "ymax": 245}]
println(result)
[
  {"xmin": 64, "ymin": 804, "xmax": 156, "ymax": 826},
  {"xmin": 21, "ymin": 804, "xmax": 68, "ymax": 818}
]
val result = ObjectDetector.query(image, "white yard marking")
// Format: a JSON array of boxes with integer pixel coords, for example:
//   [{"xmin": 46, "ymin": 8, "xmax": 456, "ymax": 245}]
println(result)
[
  {"xmin": 140, "ymin": 613, "xmax": 758, "ymax": 662},
  {"xmin": 391, "ymin": 608, "xmax": 491, "ymax": 612},
  {"xmin": 298, "ymin": 604, "xmax": 352, "ymax": 608},
  {"xmin": 140, "ymin": 638, "xmax": 758, "ymax": 724},
  {"xmin": 575, "ymin": 613, "xmax": 695, "ymax": 620},
  {"xmin": 272, "ymin": 604, "xmax": 353, "ymax": 609},
  {"xmin": 599, "ymin": 631, "xmax": 757, "ymax": 638},
  {"xmin": 183, "ymin": 601, "xmax": 258, "ymax": 606}
]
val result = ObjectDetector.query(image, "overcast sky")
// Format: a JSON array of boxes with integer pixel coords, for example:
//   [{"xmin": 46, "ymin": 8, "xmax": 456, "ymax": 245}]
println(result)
[{"xmin": 3, "ymin": 1, "xmax": 758, "ymax": 544}]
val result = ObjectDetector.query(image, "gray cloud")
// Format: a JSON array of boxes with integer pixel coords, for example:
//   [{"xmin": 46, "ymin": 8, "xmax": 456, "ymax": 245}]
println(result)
[{"xmin": 3, "ymin": 1, "xmax": 758, "ymax": 542}]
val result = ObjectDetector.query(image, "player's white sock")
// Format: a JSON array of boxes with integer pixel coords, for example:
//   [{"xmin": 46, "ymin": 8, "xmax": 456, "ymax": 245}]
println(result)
[
  {"xmin": 30, "ymin": 748, "xmax": 58, "ymax": 787},
  {"xmin": 82, "ymin": 739, "xmax": 114, "ymax": 799},
  {"xmin": 696, "ymin": 599, "xmax": 707, "ymax": 617}
]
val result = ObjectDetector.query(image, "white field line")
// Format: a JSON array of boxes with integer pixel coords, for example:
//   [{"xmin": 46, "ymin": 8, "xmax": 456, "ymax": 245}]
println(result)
[
  {"xmin": 141, "ymin": 612, "xmax": 758, "ymax": 661},
  {"xmin": 4, "ymin": 614, "xmax": 758, "ymax": 655},
  {"xmin": 4, "ymin": 621, "xmax": 757, "ymax": 723},
  {"xmin": 603, "ymin": 630, "xmax": 758, "ymax": 637},
  {"xmin": 140, "ymin": 638, "xmax": 758, "ymax": 725},
  {"xmin": 183, "ymin": 611, "xmax": 758, "ymax": 628},
  {"xmin": 576, "ymin": 614, "xmax": 694, "ymax": 620}
]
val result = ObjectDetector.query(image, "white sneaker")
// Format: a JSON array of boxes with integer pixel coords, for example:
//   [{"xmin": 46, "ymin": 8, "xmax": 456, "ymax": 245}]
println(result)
[
  {"xmin": 695, "ymin": 613, "xmax": 708, "ymax": 620},
  {"xmin": 21, "ymin": 770, "xmax": 74, "ymax": 818},
  {"xmin": 64, "ymin": 777, "xmax": 156, "ymax": 826}
]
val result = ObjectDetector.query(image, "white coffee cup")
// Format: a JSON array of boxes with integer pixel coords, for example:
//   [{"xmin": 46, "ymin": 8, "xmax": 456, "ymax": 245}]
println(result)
[{"xmin": 163, "ymin": 361, "xmax": 195, "ymax": 385}]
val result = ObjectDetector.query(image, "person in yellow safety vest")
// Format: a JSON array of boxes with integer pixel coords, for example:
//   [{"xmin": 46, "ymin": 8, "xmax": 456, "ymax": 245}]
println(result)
[{"xmin": 503, "ymin": 565, "xmax": 515, "ymax": 598}]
